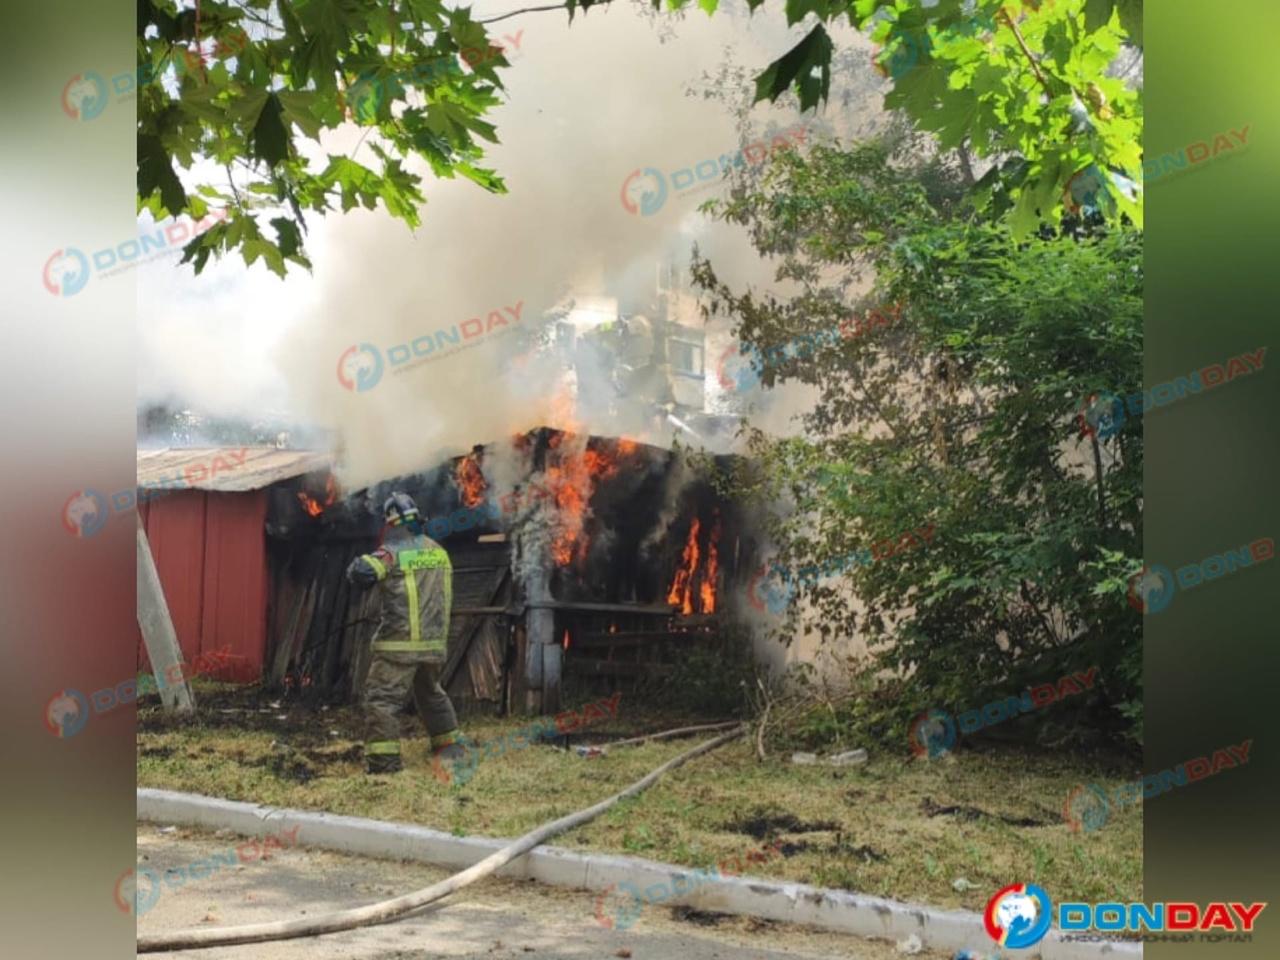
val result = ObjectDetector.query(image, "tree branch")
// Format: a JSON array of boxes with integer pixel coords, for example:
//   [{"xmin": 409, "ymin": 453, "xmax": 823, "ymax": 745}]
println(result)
[
  {"xmin": 997, "ymin": 8, "xmax": 1053, "ymax": 99},
  {"xmin": 229, "ymin": 1, "xmax": 284, "ymax": 33},
  {"xmin": 956, "ymin": 141, "xmax": 976, "ymax": 187},
  {"xmin": 479, "ymin": 2, "xmax": 595, "ymax": 25},
  {"xmin": 1020, "ymin": 578, "xmax": 1061, "ymax": 647},
  {"xmin": 1088, "ymin": 430, "xmax": 1107, "ymax": 532}
]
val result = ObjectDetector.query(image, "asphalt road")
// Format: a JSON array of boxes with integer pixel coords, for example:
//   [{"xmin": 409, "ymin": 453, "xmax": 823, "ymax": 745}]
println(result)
[{"xmin": 131, "ymin": 826, "xmax": 954, "ymax": 960}]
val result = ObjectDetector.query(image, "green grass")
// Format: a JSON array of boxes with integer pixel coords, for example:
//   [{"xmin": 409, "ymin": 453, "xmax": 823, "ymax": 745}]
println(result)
[{"xmin": 137, "ymin": 681, "xmax": 1141, "ymax": 911}]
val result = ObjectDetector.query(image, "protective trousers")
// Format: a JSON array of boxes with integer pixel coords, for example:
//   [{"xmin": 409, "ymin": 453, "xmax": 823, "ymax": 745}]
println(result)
[{"xmin": 362, "ymin": 653, "xmax": 460, "ymax": 773}]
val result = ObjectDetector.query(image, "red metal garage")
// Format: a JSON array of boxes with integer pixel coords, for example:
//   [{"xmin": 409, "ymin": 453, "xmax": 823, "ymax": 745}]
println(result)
[{"xmin": 136, "ymin": 447, "xmax": 331, "ymax": 683}]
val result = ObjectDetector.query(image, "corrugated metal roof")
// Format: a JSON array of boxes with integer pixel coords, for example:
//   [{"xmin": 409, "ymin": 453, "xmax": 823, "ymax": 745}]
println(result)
[{"xmin": 137, "ymin": 447, "xmax": 331, "ymax": 492}]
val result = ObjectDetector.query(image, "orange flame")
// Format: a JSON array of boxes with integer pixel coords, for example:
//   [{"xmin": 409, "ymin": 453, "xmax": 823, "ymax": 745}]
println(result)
[
  {"xmin": 701, "ymin": 515, "xmax": 721, "ymax": 613},
  {"xmin": 455, "ymin": 452, "xmax": 487, "ymax": 508},
  {"xmin": 667, "ymin": 513, "xmax": 720, "ymax": 614},
  {"xmin": 540, "ymin": 433, "xmax": 625, "ymax": 567},
  {"xmin": 296, "ymin": 474, "xmax": 339, "ymax": 517},
  {"xmin": 667, "ymin": 517, "xmax": 701, "ymax": 614},
  {"xmin": 562, "ymin": 628, "xmax": 571, "ymax": 650}
]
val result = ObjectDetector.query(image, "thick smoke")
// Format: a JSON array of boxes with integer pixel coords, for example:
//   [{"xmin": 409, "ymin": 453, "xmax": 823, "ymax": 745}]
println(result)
[{"xmin": 138, "ymin": 0, "xmax": 882, "ymax": 491}]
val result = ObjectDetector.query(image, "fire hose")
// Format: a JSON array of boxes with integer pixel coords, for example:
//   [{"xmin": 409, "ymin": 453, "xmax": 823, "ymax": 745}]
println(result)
[{"xmin": 137, "ymin": 725, "xmax": 746, "ymax": 952}]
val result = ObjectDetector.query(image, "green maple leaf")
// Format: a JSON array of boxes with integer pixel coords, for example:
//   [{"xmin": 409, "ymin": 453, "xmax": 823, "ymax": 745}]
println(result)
[
  {"xmin": 1116, "ymin": 0, "xmax": 1142, "ymax": 46},
  {"xmin": 321, "ymin": 155, "xmax": 380, "ymax": 211},
  {"xmin": 138, "ymin": 134, "xmax": 188, "ymax": 216},
  {"xmin": 754, "ymin": 24, "xmax": 833, "ymax": 111},
  {"xmin": 271, "ymin": 217, "xmax": 303, "ymax": 258},
  {"xmin": 783, "ymin": 0, "xmax": 827, "ymax": 26},
  {"xmin": 277, "ymin": 91, "xmax": 324, "ymax": 140},
  {"xmin": 251, "ymin": 93, "xmax": 291, "ymax": 166},
  {"xmin": 243, "ymin": 237, "xmax": 287, "ymax": 277}
]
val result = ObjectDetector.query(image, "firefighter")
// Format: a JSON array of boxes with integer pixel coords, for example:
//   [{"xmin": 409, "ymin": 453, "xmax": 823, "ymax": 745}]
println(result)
[{"xmin": 345, "ymin": 492, "xmax": 465, "ymax": 775}]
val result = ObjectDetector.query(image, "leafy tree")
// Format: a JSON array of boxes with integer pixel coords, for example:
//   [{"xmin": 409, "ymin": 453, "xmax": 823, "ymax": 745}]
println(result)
[
  {"xmin": 138, "ymin": 0, "xmax": 511, "ymax": 275},
  {"xmin": 660, "ymin": 0, "xmax": 1143, "ymax": 235},
  {"xmin": 692, "ymin": 138, "xmax": 1143, "ymax": 743},
  {"xmin": 139, "ymin": 0, "xmax": 1141, "ymax": 274}
]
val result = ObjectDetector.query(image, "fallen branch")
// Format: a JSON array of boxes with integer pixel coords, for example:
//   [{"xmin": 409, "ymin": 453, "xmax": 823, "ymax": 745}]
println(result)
[
  {"xmin": 921, "ymin": 797, "xmax": 1048, "ymax": 828},
  {"xmin": 137, "ymin": 726, "xmax": 746, "ymax": 952},
  {"xmin": 755, "ymin": 676, "xmax": 772, "ymax": 763},
  {"xmin": 756, "ymin": 700, "xmax": 772, "ymax": 762},
  {"xmin": 603, "ymin": 720, "xmax": 741, "ymax": 749}
]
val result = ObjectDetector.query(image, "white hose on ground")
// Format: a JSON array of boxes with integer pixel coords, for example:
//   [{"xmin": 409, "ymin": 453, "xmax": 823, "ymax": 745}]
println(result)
[
  {"xmin": 604, "ymin": 720, "xmax": 742, "ymax": 749},
  {"xmin": 137, "ymin": 725, "xmax": 746, "ymax": 953}
]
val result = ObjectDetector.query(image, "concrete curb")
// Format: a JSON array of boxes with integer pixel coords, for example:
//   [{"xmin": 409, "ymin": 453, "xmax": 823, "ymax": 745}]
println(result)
[{"xmin": 137, "ymin": 788, "xmax": 1140, "ymax": 960}]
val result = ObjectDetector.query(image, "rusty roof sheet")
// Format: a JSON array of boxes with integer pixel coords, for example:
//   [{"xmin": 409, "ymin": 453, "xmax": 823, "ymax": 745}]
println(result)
[{"xmin": 136, "ymin": 447, "xmax": 332, "ymax": 492}]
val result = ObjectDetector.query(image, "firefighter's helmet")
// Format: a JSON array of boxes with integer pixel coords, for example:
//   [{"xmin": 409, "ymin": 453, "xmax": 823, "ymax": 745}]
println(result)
[{"xmin": 383, "ymin": 492, "xmax": 422, "ymax": 527}]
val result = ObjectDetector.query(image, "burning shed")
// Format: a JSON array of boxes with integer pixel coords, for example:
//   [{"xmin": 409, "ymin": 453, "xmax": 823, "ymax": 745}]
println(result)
[{"xmin": 275, "ymin": 427, "xmax": 763, "ymax": 717}]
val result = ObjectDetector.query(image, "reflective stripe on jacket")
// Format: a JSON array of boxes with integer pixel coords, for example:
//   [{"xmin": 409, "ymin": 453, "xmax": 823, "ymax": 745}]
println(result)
[{"xmin": 348, "ymin": 531, "xmax": 452, "ymax": 660}]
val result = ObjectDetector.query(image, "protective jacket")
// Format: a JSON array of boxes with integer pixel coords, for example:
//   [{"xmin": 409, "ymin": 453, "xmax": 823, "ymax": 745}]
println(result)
[{"xmin": 346, "ymin": 528, "xmax": 452, "ymax": 661}]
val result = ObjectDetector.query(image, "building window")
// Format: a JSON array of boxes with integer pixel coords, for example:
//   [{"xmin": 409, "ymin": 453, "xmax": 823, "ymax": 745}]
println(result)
[{"xmin": 669, "ymin": 339, "xmax": 704, "ymax": 377}]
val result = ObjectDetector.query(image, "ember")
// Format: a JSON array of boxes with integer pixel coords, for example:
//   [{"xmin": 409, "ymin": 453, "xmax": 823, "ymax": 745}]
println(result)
[{"xmin": 296, "ymin": 474, "xmax": 338, "ymax": 517}]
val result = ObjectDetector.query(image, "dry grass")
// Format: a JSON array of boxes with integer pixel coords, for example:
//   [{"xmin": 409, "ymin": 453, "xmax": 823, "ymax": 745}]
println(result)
[{"xmin": 137, "ymin": 680, "xmax": 1141, "ymax": 911}]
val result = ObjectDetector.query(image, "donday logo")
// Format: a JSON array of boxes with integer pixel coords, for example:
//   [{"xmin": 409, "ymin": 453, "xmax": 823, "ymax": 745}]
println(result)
[
  {"xmin": 1063, "ymin": 783, "xmax": 1111, "ymax": 834},
  {"xmin": 61, "ymin": 71, "xmax": 108, "ymax": 121},
  {"xmin": 346, "ymin": 71, "xmax": 388, "ymax": 122},
  {"xmin": 746, "ymin": 565, "xmax": 793, "ymax": 614},
  {"xmin": 43, "ymin": 248, "xmax": 91, "ymax": 297},
  {"xmin": 114, "ymin": 866, "xmax": 163, "ymax": 916},
  {"xmin": 62, "ymin": 489, "xmax": 110, "ymax": 538},
  {"xmin": 908, "ymin": 708, "xmax": 956, "ymax": 759},
  {"xmin": 873, "ymin": 30, "xmax": 927, "ymax": 80},
  {"xmin": 594, "ymin": 884, "xmax": 621, "ymax": 929},
  {"xmin": 1078, "ymin": 391, "xmax": 1123, "ymax": 439},
  {"xmin": 337, "ymin": 343, "xmax": 385, "ymax": 392},
  {"xmin": 1065, "ymin": 164, "xmax": 1107, "ymax": 211},
  {"xmin": 594, "ymin": 883, "xmax": 643, "ymax": 930},
  {"xmin": 44, "ymin": 689, "xmax": 90, "ymax": 739},
  {"xmin": 620, "ymin": 167, "xmax": 668, "ymax": 216},
  {"xmin": 716, "ymin": 343, "xmax": 762, "ymax": 392},
  {"xmin": 986, "ymin": 883, "xmax": 1053, "ymax": 949},
  {"xmin": 1128, "ymin": 564, "xmax": 1175, "ymax": 614},
  {"xmin": 429, "ymin": 736, "xmax": 479, "ymax": 786}
]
